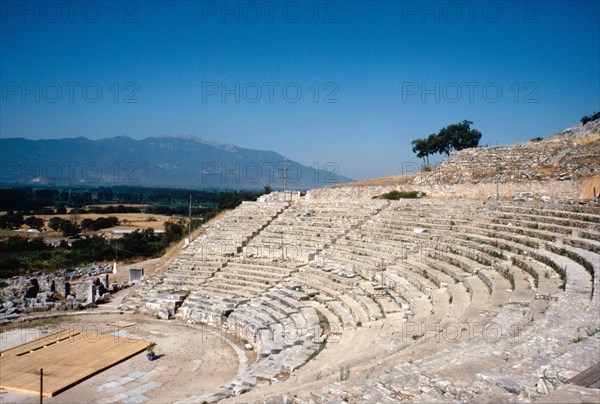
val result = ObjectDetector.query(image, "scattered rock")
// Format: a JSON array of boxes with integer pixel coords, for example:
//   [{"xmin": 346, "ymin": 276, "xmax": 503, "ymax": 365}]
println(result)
[
  {"xmin": 536, "ymin": 378, "xmax": 554, "ymax": 395},
  {"xmin": 537, "ymin": 378, "xmax": 548, "ymax": 394},
  {"xmin": 512, "ymin": 192, "xmax": 534, "ymax": 202},
  {"xmin": 157, "ymin": 308, "xmax": 171, "ymax": 320},
  {"xmin": 497, "ymin": 378, "xmax": 521, "ymax": 394},
  {"xmin": 0, "ymin": 264, "xmax": 118, "ymax": 323},
  {"xmin": 434, "ymin": 380, "xmax": 451, "ymax": 393},
  {"xmin": 470, "ymin": 384, "xmax": 484, "ymax": 395},
  {"xmin": 557, "ymin": 370, "xmax": 578, "ymax": 382},
  {"xmin": 544, "ymin": 368, "xmax": 557, "ymax": 380}
]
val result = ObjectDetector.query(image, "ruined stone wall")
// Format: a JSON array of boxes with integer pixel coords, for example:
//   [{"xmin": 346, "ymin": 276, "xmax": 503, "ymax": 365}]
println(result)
[{"xmin": 310, "ymin": 179, "xmax": 583, "ymax": 202}]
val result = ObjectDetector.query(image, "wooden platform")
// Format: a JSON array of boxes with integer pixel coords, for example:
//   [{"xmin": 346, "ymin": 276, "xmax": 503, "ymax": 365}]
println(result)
[
  {"xmin": 568, "ymin": 362, "xmax": 600, "ymax": 389},
  {"xmin": 0, "ymin": 328, "xmax": 150, "ymax": 397}
]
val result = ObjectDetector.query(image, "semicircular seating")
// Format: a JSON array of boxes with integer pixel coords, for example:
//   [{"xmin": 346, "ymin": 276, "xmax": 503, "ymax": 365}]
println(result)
[{"xmin": 124, "ymin": 194, "xmax": 599, "ymax": 402}]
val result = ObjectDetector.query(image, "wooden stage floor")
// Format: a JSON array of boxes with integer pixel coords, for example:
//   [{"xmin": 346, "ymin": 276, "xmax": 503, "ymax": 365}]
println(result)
[{"xmin": 0, "ymin": 328, "xmax": 150, "ymax": 397}]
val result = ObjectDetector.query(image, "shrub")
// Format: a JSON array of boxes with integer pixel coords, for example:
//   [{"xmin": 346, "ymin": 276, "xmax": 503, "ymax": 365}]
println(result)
[
  {"xmin": 581, "ymin": 111, "xmax": 600, "ymax": 125},
  {"xmin": 24, "ymin": 216, "xmax": 44, "ymax": 230},
  {"xmin": 373, "ymin": 190, "xmax": 425, "ymax": 200},
  {"xmin": 48, "ymin": 216, "xmax": 64, "ymax": 231}
]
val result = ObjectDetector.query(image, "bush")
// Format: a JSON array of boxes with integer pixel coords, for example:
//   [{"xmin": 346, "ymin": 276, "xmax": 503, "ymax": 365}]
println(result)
[
  {"xmin": 163, "ymin": 221, "xmax": 185, "ymax": 245},
  {"xmin": 0, "ymin": 213, "xmax": 24, "ymax": 229},
  {"xmin": 48, "ymin": 217, "xmax": 64, "ymax": 231},
  {"xmin": 373, "ymin": 190, "xmax": 425, "ymax": 200},
  {"xmin": 581, "ymin": 111, "xmax": 600, "ymax": 125},
  {"xmin": 60, "ymin": 220, "xmax": 80, "ymax": 238},
  {"xmin": 24, "ymin": 216, "xmax": 44, "ymax": 230},
  {"xmin": 81, "ymin": 216, "xmax": 120, "ymax": 231}
]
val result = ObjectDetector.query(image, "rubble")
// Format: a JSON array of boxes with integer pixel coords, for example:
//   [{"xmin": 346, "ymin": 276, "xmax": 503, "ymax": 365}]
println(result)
[{"xmin": 0, "ymin": 264, "xmax": 124, "ymax": 323}]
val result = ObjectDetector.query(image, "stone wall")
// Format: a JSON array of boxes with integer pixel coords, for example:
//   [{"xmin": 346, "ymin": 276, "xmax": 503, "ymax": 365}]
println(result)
[{"xmin": 311, "ymin": 179, "xmax": 584, "ymax": 202}]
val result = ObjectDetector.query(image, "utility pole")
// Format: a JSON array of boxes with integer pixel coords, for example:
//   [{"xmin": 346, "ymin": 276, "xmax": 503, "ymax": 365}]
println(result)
[{"xmin": 39, "ymin": 368, "xmax": 43, "ymax": 404}]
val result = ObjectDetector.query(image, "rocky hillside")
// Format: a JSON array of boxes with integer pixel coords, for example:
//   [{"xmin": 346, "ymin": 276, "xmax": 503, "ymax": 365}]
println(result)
[
  {"xmin": 324, "ymin": 119, "xmax": 599, "ymax": 201},
  {"xmin": 415, "ymin": 119, "xmax": 600, "ymax": 186}
]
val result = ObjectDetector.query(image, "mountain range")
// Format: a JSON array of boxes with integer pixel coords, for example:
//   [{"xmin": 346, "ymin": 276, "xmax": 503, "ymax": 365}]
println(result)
[{"xmin": 0, "ymin": 136, "xmax": 352, "ymax": 189}]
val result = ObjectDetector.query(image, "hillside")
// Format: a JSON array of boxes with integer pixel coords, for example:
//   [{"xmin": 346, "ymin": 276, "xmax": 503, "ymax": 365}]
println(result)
[
  {"xmin": 0, "ymin": 136, "xmax": 352, "ymax": 190},
  {"xmin": 327, "ymin": 119, "xmax": 600, "ymax": 201}
]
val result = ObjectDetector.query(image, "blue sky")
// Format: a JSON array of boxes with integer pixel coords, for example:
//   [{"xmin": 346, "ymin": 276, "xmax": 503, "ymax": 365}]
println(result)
[{"xmin": 1, "ymin": 0, "xmax": 599, "ymax": 180}]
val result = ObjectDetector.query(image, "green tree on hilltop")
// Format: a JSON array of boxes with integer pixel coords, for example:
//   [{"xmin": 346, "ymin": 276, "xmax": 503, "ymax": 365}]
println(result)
[{"xmin": 411, "ymin": 120, "xmax": 482, "ymax": 166}]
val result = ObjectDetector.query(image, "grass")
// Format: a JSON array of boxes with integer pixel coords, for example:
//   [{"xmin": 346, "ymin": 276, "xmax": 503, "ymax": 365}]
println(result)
[
  {"xmin": 586, "ymin": 327, "xmax": 600, "ymax": 337},
  {"xmin": 572, "ymin": 334, "xmax": 585, "ymax": 343},
  {"xmin": 317, "ymin": 310, "xmax": 329, "ymax": 329},
  {"xmin": 559, "ymin": 265, "xmax": 568, "ymax": 290},
  {"xmin": 489, "ymin": 250, "xmax": 505, "ymax": 260},
  {"xmin": 507, "ymin": 271, "xmax": 515, "ymax": 289},
  {"xmin": 339, "ymin": 365, "xmax": 351, "ymax": 382}
]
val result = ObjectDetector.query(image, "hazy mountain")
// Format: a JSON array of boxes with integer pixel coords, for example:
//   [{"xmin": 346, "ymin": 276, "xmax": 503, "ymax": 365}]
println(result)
[{"xmin": 0, "ymin": 136, "xmax": 352, "ymax": 190}]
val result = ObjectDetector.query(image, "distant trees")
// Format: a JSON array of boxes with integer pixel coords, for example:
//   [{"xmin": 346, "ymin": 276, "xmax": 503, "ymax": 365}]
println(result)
[
  {"xmin": 24, "ymin": 216, "xmax": 44, "ymax": 230},
  {"xmin": 60, "ymin": 220, "xmax": 80, "ymax": 238},
  {"xmin": 87, "ymin": 205, "xmax": 141, "ymax": 214},
  {"xmin": 119, "ymin": 229, "xmax": 163, "ymax": 258},
  {"xmin": 218, "ymin": 190, "xmax": 267, "ymax": 210},
  {"xmin": 163, "ymin": 221, "xmax": 185, "ymax": 245},
  {"xmin": 80, "ymin": 216, "xmax": 119, "ymax": 231},
  {"xmin": 581, "ymin": 112, "xmax": 600, "ymax": 125},
  {"xmin": 0, "ymin": 213, "xmax": 24, "ymax": 229},
  {"xmin": 48, "ymin": 217, "xmax": 64, "ymax": 231},
  {"xmin": 411, "ymin": 120, "xmax": 482, "ymax": 167}
]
